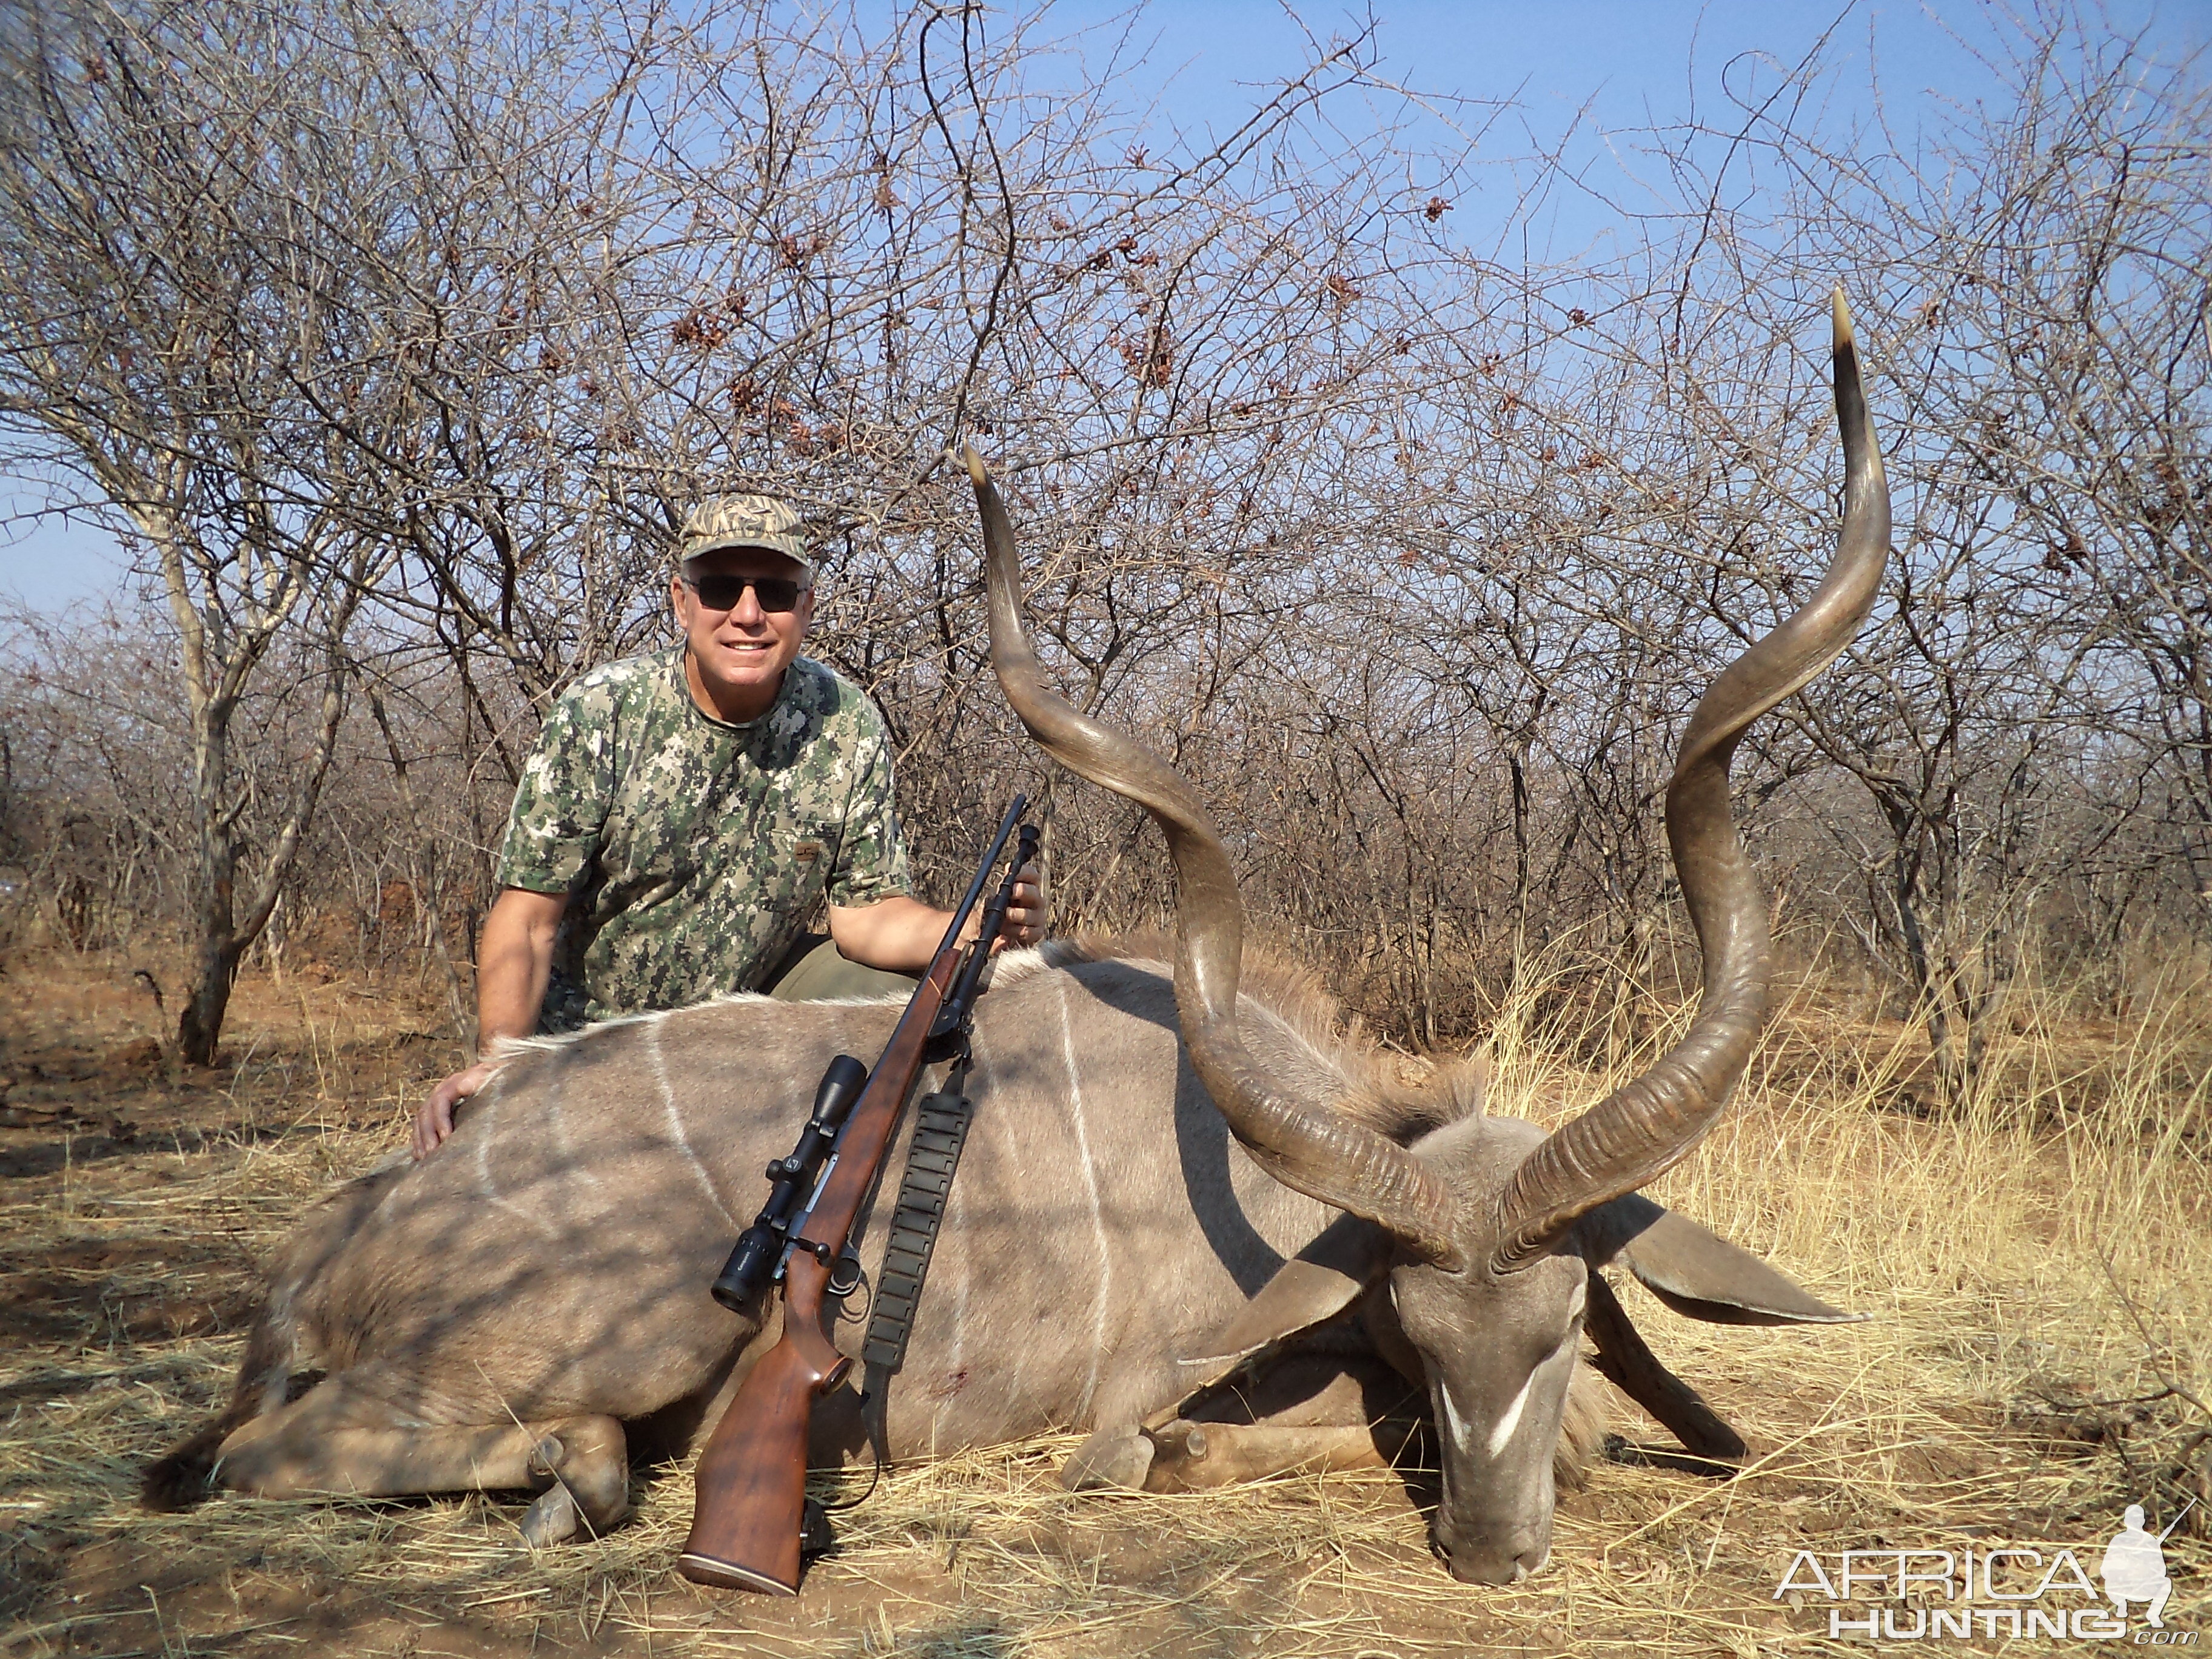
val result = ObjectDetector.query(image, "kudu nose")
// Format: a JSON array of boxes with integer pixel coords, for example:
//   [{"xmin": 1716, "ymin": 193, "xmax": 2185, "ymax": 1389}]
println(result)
[{"xmin": 1432, "ymin": 1527, "xmax": 1550, "ymax": 1585}]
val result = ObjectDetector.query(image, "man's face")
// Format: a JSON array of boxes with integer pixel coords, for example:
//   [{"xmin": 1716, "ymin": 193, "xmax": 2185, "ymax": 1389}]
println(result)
[{"xmin": 670, "ymin": 546, "xmax": 814, "ymax": 712}]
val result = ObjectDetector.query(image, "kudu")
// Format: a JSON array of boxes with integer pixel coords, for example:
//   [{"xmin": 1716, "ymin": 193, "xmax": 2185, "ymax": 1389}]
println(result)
[{"xmin": 145, "ymin": 297, "xmax": 1887, "ymax": 1586}]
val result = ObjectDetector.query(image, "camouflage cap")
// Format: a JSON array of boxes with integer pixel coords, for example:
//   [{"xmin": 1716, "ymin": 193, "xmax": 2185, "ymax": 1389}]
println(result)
[{"xmin": 679, "ymin": 493, "xmax": 813, "ymax": 575}]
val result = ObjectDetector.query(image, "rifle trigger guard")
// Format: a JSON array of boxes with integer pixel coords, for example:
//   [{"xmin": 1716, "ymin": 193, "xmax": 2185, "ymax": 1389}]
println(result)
[
  {"xmin": 826, "ymin": 1250, "xmax": 865, "ymax": 1300},
  {"xmin": 920, "ymin": 1025, "xmax": 970, "ymax": 1066}
]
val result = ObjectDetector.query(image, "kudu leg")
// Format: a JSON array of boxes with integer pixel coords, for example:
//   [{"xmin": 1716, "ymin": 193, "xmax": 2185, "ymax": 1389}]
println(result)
[
  {"xmin": 1065, "ymin": 1416, "xmax": 1403, "ymax": 1495},
  {"xmin": 1582, "ymin": 1273, "xmax": 1746, "ymax": 1462},
  {"xmin": 1142, "ymin": 1419, "xmax": 1410, "ymax": 1491},
  {"xmin": 1066, "ymin": 1354, "xmax": 1423, "ymax": 1493},
  {"xmin": 213, "ymin": 1379, "xmax": 630, "ymax": 1540},
  {"xmin": 1144, "ymin": 1357, "xmax": 1422, "ymax": 1490}
]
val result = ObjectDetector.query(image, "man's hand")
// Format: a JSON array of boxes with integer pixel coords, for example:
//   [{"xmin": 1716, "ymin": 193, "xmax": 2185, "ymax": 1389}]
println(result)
[
  {"xmin": 414, "ymin": 1059, "xmax": 499, "ymax": 1160},
  {"xmin": 409, "ymin": 885, "xmax": 565, "ymax": 1161},
  {"xmin": 995, "ymin": 857, "xmax": 1048, "ymax": 951}
]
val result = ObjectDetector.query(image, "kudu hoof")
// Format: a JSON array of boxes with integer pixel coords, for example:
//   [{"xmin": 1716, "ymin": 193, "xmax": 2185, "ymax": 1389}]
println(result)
[
  {"xmin": 1060, "ymin": 1425, "xmax": 1155, "ymax": 1491},
  {"xmin": 518, "ymin": 1482, "xmax": 581, "ymax": 1547},
  {"xmin": 518, "ymin": 1416, "xmax": 631, "ymax": 1543},
  {"xmin": 1140, "ymin": 1418, "xmax": 1214, "ymax": 1492}
]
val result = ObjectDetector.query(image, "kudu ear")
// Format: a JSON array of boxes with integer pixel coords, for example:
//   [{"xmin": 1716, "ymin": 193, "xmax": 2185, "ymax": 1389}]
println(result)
[
  {"xmin": 1575, "ymin": 1194, "xmax": 1862, "ymax": 1327},
  {"xmin": 1161, "ymin": 1213, "xmax": 1390, "ymax": 1412}
]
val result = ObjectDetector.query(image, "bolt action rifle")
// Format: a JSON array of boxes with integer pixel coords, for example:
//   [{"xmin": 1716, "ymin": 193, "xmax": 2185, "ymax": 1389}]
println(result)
[{"xmin": 679, "ymin": 796, "xmax": 1039, "ymax": 1594}]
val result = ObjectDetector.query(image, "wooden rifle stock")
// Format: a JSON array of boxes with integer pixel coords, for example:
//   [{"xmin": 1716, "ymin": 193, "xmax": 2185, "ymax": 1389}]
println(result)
[
  {"xmin": 679, "ymin": 1252, "xmax": 844, "ymax": 1592},
  {"xmin": 678, "ymin": 939, "xmax": 966, "ymax": 1593}
]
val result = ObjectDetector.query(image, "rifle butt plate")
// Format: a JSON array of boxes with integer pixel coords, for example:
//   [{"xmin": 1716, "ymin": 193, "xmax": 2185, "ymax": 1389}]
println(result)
[{"xmin": 676, "ymin": 1551, "xmax": 799, "ymax": 1596}]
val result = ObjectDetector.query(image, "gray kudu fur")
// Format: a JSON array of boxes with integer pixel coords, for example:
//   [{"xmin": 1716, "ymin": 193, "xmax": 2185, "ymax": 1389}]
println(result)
[{"xmin": 146, "ymin": 295, "xmax": 1888, "ymax": 1586}]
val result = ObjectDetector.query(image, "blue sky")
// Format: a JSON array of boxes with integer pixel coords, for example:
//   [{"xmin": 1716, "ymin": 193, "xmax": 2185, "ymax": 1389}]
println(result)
[{"xmin": 5, "ymin": 0, "xmax": 2204, "ymax": 614}]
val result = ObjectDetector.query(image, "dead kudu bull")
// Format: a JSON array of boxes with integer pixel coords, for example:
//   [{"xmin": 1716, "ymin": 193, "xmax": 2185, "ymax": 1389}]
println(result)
[{"xmin": 147, "ymin": 297, "xmax": 1888, "ymax": 1584}]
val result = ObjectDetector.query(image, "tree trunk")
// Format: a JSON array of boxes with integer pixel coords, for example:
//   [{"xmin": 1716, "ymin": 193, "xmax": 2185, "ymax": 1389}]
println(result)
[
  {"xmin": 1886, "ymin": 835, "xmax": 1965, "ymax": 1109},
  {"xmin": 171, "ymin": 640, "xmax": 351, "ymax": 1065},
  {"xmin": 178, "ymin": 818, "xmax": 241, "ymax": 1067},
  {"xmin": 178, "ymin": 932, "xmax": 244, "ymax": 1067},
  {"xmin": 369, "ymin": 687, "xmax": 472, "ymax": 1040}
]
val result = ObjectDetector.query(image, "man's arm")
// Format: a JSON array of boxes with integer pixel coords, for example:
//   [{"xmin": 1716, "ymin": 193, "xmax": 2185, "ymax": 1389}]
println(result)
[
  {"xmin": 411, "ymin": 886, "xmax": 568, "ymax": 1159},
  {"xmin": 825, "ymin": 860, "xmax": 1047, "ymax": 973}
]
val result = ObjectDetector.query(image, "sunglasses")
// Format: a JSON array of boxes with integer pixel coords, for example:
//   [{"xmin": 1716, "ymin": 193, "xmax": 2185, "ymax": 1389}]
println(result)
[{"xmin": 682, "ymin": 572, "xmax": 810, "ymax": 614}]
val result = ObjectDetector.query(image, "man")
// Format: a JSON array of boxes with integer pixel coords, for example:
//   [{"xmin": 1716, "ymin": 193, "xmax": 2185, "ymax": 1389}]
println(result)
[{"xmin": 412, "ymin": 494, "xmax": 1045, "ymax": 1159}]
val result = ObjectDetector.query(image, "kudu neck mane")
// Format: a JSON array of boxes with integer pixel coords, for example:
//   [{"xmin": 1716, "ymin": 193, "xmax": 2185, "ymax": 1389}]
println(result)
[{"xmin": 1034, "ymin": 934, "xmax": 1485, "ymax": 1146}]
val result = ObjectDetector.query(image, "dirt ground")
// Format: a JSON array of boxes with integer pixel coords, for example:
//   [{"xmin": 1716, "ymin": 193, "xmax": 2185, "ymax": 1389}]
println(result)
[{"xmin": 2, "ymin": 947, "xmax": 2206, "ymax": 1657}]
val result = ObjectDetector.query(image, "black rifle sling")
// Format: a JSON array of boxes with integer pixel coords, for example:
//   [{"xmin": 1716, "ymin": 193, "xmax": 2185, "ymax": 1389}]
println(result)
[{"xmin": 858, "ymin": 1082, "xmax": 976, "ymax": 1467}]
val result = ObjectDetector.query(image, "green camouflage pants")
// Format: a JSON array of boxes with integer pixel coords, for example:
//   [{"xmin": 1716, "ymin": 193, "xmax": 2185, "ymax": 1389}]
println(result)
[{"xmin": 764, "ymin": 934, "xmax": 917, "ymax": 1003}]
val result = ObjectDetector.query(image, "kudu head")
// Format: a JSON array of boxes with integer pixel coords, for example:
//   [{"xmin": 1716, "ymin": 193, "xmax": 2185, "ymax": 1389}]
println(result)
[{"xmin": 973, "ymin": 293, "xmax": 1891, "ymax": 1583}]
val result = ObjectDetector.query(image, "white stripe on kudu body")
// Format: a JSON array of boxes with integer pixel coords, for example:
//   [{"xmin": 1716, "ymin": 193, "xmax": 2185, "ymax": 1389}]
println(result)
[
  {"xmin": 1054, "ymin": 975, "xmax": 1113, "ymax": 1416},
  {"xmin": 649, "ymin": 1020, "xmax": 736, "ymax": 1226},
  {"xmin": 470, "ymin": 1081, "xmax": 557, "ymax": 1239}
]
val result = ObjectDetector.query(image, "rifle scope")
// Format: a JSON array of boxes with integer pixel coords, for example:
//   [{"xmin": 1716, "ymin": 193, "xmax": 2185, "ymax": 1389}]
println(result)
[{"xmin": 710, "ymin": 1053, "xmax": 870, "ymax": 1315}]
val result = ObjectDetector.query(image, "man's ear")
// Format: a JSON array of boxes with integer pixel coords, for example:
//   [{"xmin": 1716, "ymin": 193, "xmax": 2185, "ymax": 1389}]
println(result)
[{"xmin": 1576, "ymin": 1194, "xmax": 1862, "ymax": 1326}]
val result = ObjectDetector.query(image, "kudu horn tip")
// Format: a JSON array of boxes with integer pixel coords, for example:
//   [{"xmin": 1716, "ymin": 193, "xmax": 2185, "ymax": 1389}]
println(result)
[
  {"xmin": 962, "ymin": 443, "xmax": 990, "ymax": 489},
  {"xmin": 1831, "ymin": 286, "xmax": 1854, "ymax": 354}
]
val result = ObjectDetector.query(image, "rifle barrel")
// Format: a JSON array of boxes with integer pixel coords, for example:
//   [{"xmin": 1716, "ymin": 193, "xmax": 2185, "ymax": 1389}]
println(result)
[{"xmin": 933, "ymin": 794, "xmax": 1027, "ymax": 958}]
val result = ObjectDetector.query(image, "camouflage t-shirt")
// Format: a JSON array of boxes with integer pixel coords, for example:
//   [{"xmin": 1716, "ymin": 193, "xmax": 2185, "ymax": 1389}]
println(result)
[{"xmin": 496, "ymin": 649, "xmax": 911, "ymax": 1027}]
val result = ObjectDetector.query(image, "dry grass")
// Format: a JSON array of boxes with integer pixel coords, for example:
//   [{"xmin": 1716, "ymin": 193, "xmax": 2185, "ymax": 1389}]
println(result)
[{"xmin": 2, "ymin": 943, "xmax": 2207, "ymax": 1657}]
